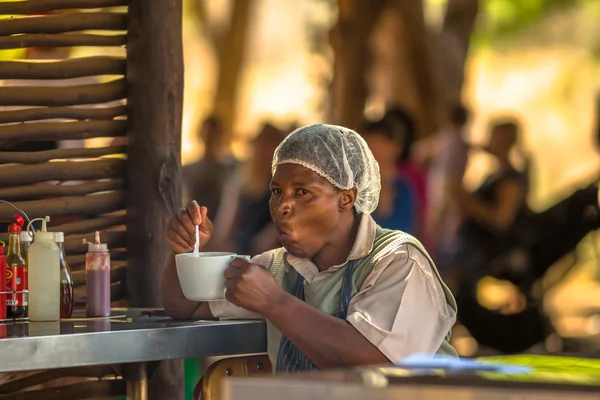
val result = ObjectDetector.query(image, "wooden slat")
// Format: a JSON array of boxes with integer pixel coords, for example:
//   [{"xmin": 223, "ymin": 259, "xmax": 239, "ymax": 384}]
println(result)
[
  {"xmin": 0, "ymin": 190, "xmax": 125, "ymax": 220},
  {"xmin": 50, "ymin": 214, "xmax": 126, "ymax": 235},
  {"xmin": 0, "ymin": 78, "xmax": 125, "ymax": 106},
  {"xmin": 0, "ymin": 120, "xmax": 126, "ymax": 144},
  {"xmin": 64, "ymin": 230, "xmax": 125, "ymax": 254},
  {"xmin": 66, "ymin": 249, "xmax": 126, "ymax": 267},
  {"xmin": 0, "ymin": 366, "xmax": 117, "ymax": 395},
  {"xmin": 0, "ymin": 179, "xmax": 125, "ymax": 200},
  {"xmin": 0, "ymin": 159, "xmax": 124, "ymax": 186},
  {"xmin": 0, "ymin": 12, "xmax": 127, "ymax": 36},
  {"xmin": 0, "ymin": 56, "xmax": 125, "ymax": 80},
  {"xmin": 0, "ymin": 0, "xmax": 127, "ymax": 15},
  {"xmin": 0, "ymin": 380, "xmax": 126, "ymax": 400},
  {"xmin": 71, "ymin": 264, "xmax": 126, "ymax": 286},
  {"xmin": 0, "ymin": 105, "xmax": 127, "ymax": 124},
  {"xmin": 0, "ymin": 145, "xmax": 126, "ymax": 164},
  {"xmin": 0, "ymin": 33, "xmax": 126, "ymax": 50}
]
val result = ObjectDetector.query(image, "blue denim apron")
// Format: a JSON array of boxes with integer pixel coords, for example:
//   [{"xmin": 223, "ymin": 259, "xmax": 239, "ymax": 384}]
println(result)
[{"xmin": 275, "ymin": 260, "xmax": 358, "ymax": 372}]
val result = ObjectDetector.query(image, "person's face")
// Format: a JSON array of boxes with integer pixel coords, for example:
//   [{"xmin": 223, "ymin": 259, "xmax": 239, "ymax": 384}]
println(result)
[
  {"xmin": 269, "ymin": 164, "xmax": 356, "ymax": 259},
  {"xmin": 201, "ymin": 122, "xmax": 221, "ymax": 153},
  {"xmin": 363, "ymin": 132, "xmax": 402, "ymax": 166},
  {"xmin": 486, "ymin": 127, "xmax": 514, "ymax": 158}
]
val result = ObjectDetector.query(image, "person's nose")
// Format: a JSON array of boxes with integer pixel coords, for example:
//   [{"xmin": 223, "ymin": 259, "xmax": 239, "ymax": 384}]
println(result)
[{"xmin": 274, "ymin": 193, "xmax": 293, "ymax": 219}]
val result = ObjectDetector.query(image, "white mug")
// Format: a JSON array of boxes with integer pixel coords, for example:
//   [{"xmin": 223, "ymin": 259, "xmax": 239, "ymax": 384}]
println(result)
[{"xmin": 175, "ymin": 252, "xmax": 251, "ymax": 301}]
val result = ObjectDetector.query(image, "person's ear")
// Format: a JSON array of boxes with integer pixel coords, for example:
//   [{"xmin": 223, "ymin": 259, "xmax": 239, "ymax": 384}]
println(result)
[{"xmin": 339, "ymin": 188, "xmax": 357, "ymax": 212}]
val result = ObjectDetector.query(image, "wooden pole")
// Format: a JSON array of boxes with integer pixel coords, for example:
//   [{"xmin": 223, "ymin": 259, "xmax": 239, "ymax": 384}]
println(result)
[
  {"xmin": 0, "ymin": 33, "xmax": 126, "ymax": 50},
  {"xmin": 0, "ymin": 105, "xmax": 126, "ymax": 124},
  {"xmin": 126, "ymin": 1, "xmax": 183, "ymax": 397},
  {"xmin": 0, "ymin": 0, "xmax": 127, "ymax": 15},
  {"xmin": 0, "ymin": 78, "xmax": 126, "ymax": 106},
  {"xmin": 0, "ymin": 120, "xmax": 126, "ymax": 142},
  {"xmin": 0, "ymin": 145, "xmax": 127, "ymax": 164},
  {"xmin": 0, "ymin": 159, "xmax": 125, "ymax": 186},
  {"xmin": 0, "ymin": 12, "xmax": 127, "ymax": 36},
  {"xmin": 0, "ymin": 191, "xmax": 125, "ymax": 220},
  {"xmin": 0, "ymin": 56, "xmax": 126, "ymax": 80},
  {"xmin": 126, "ymin": 0, "xmax": 182, "ymax": 308}
]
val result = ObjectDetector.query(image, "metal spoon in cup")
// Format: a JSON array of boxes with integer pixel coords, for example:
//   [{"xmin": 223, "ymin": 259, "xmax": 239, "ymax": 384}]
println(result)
[{"xmin": 193, "ymin": 224, "xmax": 200, "ymax": 256}]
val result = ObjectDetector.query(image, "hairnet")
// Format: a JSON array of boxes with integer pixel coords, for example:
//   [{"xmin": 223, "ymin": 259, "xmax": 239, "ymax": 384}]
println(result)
[{"xmin": 272, "ymin": 124, "xmax": 381, "ymax": 214}]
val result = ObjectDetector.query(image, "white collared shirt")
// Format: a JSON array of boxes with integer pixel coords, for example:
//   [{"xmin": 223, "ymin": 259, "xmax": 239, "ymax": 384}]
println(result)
[{"xmin": 209, "ymin": 213, "xmax": 456, "ymax": 364}]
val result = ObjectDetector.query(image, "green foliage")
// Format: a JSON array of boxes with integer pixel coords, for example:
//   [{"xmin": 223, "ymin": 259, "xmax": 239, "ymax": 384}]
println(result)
[{"xmin": 474, "ymin": 0, "xmax": 579, "ymax": 44}]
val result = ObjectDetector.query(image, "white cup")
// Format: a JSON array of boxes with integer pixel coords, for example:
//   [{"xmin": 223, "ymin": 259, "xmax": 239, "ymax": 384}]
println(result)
[{"xmin": 175, "ymin": 252, "xmax": 251, "ymax": 301}]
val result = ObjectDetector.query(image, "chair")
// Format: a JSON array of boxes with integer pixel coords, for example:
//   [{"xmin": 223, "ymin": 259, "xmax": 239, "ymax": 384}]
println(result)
[{"xmin": 194, "ymin": 355, "xmax": 272, "ymax": 400}]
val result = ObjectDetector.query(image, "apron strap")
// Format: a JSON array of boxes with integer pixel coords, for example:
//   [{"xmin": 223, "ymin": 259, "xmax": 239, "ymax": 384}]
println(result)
[{"xmin": 276, "ymin": 260, "xmax": 357, "ymax": 372}]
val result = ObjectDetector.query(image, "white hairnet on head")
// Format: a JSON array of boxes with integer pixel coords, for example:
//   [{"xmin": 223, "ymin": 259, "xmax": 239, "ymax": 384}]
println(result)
[{"xmin": 272, "ymin": 124, "xmax": 381, "ymax": 214}]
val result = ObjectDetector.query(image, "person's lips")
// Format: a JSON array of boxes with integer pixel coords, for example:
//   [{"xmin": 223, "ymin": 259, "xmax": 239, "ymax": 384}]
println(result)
[{"xmin": 275, "ymin": 225, "xmax": 291, "ymax": 242}]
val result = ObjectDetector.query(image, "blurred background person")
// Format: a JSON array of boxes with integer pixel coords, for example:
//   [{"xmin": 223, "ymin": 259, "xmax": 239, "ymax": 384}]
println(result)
[
  {"xmin": 420, "ymin": 103, "xmax": 470, "ymax": 261},
  {"xmin": 208, "ymin": 122, "xmax": 285, "ymax": 255},
  {"xmin": 360, "ymin": 118, "xmax": 417, "ymax": 234},
  {"xmin": 182, "ymin": 115, "xmax": 237, "ymax": 221}
]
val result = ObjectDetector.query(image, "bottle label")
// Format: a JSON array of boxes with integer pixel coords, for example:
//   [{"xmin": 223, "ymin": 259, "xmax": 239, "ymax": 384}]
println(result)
[{"xmin": 6, "ymin": 267, "xmax": 28, "ymax": 307}]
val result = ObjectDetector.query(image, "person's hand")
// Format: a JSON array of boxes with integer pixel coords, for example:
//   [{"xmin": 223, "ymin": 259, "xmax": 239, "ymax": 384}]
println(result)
[
  {"xmin": 224, "ymin": 257, "xmax": 285, "ymax": 315},
  {"xmin": 166, "ymin": 200, "xmax": 214, "ymax": 254}
]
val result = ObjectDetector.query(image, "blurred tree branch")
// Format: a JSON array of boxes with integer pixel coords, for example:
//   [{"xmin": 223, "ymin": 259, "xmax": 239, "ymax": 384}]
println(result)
[
  {"xmin": 329, "ymin": 0, "xmax": 389, "ymax": 128},
  {"xmin": 191, "ymin": 0, "xmax": 255, "ymax": 141},
  {"xmin": 328, "ymin": 0, "xmax": 479, "ymax": 136}
]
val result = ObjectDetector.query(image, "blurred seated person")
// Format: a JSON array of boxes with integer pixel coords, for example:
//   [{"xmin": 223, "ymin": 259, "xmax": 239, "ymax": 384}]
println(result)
[
  {"xmin": 182, "ymin": 116, "xmax": 236, "ymax": 221},
  {"xmin": 445, "ymin": 120, "xmax": 528, "ymax": 275},
  {"xmin": 382, "ymin": 106, "xmax": 429, "ymax": 241},
  {"xmin": 162, "ymin": 124, "xmax": 457, "ymax": 372},
  {"xmin": 208, "ymin": 122, "xmax": 285, "ymax": 255},
  {"xmin": 420, "ymin": 103, "xmax": 470, "ymax": 258},
  {"xmin": 360, "ymin": 119, "xmax": 416, "ymax": 234}
]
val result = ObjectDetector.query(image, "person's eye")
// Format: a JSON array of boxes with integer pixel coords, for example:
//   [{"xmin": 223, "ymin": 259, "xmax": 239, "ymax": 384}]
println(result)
[
  {"xmin": 271, "ymin": 188, "xmax": 281, "ymax": 195},
  {"xmin": 296, "ymin": 189, "xmax": 309, "ymax": 196}
]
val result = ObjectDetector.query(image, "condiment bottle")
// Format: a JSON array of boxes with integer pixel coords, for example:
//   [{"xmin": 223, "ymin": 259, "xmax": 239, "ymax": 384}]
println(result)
[
  {"xmin": 27, "ymin": 217, "xmax": 59, "ymax": 322},
  {"xmin": 54, "ymin": 232, "xmax": 73, "ymax": 318},
  {"xmin": 6, "ymin": 215, "xmax": 27, "ymax": 320},
  {"xmin": 85, "ymin": 231, "xmax": 110, "ymax": 318},
  {"xmin": 0, "ymin": 241, "xmax": 6, "ymax": 321}
]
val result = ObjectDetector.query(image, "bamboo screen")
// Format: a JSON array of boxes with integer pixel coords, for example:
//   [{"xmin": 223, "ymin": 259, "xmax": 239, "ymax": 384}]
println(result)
[{"xmin": 0, "ymin": 0, "xmax": 130, "ymax": 306}]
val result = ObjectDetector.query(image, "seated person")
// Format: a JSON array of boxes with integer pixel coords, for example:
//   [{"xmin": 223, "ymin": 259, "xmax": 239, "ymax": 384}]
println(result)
[
  {"xmin": 359, "ymin": 119, "xmax": 417, "ymax": 234},
  {"xmin": 161, "ymin": 124, "xmax": 457, "ymax": 372}
]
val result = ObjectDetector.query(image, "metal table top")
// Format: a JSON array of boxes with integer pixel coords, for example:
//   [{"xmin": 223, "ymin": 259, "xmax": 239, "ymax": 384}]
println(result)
[{"xmin": 0, "ymin": 308, "xmax": 267, "ymax": 373}]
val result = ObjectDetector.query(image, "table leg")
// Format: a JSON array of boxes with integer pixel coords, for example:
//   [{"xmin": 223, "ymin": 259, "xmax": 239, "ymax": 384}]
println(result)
[{"xmin": 123, "ymin": 362, "xmax": 148, "ymax": 400}]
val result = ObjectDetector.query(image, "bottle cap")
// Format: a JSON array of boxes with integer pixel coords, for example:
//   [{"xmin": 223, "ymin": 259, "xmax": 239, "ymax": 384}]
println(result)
[
  {"xmin": 8, "ymin": 214, "xmax": 24, "ymax": 233},
  {"xmin": 8, "ymin": 223, "xmax": 21, "ymax": 233},
  {"xmin": 20, "ymin": 231, "xmax": 33, "ymax": 242},
  {"xmin": 27, "ymin": 216, "xmax": 53, "ymax": 242},
  {"xmin": 84, "ymin": 231, "xmax": 108, "ymax": 252},
  {"xmin": 54, "ymin": 232, "xmax": 64, "ymax": 243}
]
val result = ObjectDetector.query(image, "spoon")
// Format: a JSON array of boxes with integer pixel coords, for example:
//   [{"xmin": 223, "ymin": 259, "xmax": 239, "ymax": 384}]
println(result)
[{"xmin": 193, "ymin": 224, "xmax": 200, "ymax": 256}]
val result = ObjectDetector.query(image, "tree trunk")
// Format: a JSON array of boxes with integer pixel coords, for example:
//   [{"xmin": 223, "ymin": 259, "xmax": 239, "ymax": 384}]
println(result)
[
  {"xmin": 438, "ymin": 0, "xmax": 479, "ymax": 103},
  {"xmin": 329, "ymin": 0, "xmax": 388, "ymax": 129},
  {"xmin": 201, "ymin": 0, "xmax": 255, "ymax": 141},
  {"xmin": 370, "ymin": 0, "xmax": 479, "ymax": 137},
  {"xmin": 391, "ymin": 0, "xmax": 444, "ymax": 136},
  {"xmin": 126, "ymin": 1, "xmax": 184, "ymax": 399}
]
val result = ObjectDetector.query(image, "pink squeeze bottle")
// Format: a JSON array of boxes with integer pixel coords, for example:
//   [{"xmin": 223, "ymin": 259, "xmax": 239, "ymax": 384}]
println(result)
[{"xmin": 85, "ymin": 231, "xmax": 110, "ymax": 318}]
